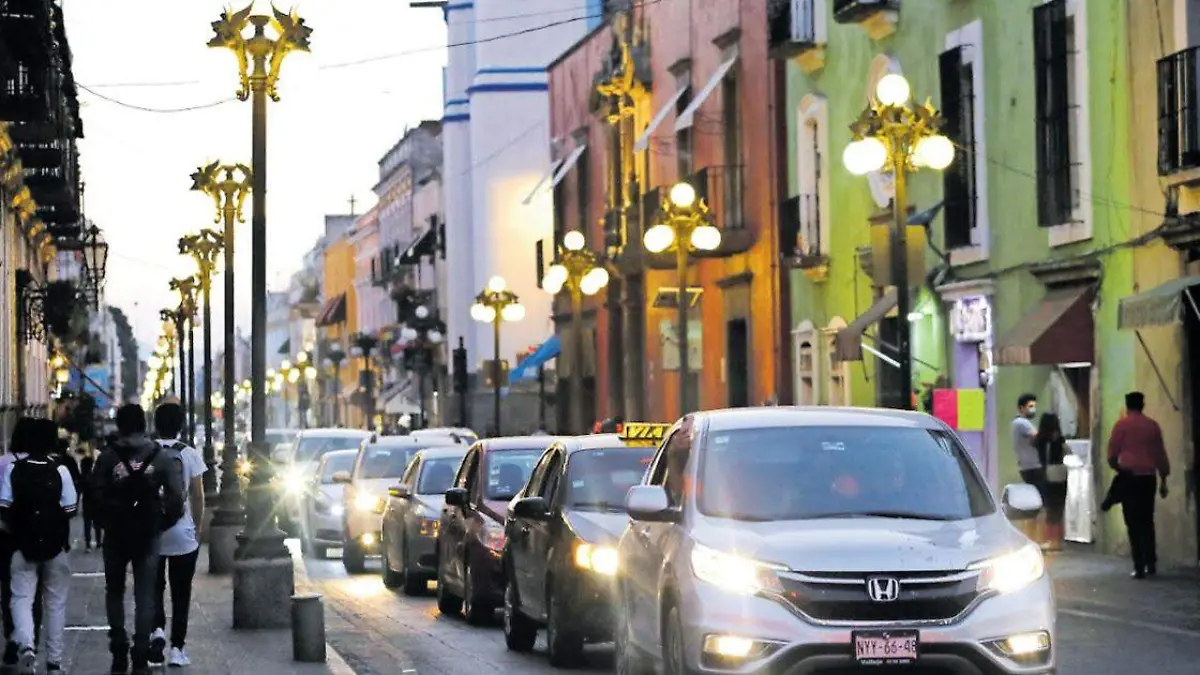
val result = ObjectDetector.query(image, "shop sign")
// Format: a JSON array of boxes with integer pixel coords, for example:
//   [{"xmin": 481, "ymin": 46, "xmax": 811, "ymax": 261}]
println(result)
[{"xmin": 950, "ymin": 296, "xmax": 991, "ymax": 343}]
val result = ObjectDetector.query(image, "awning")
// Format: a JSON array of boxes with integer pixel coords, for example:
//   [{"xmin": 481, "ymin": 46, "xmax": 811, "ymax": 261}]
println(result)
[
  {"xmin": 634, "ymin": 85, "xmax": 689, "ymax": 153},
  {"xmin": 674, "ymin": 50, "xmax": 739, "ymax": 132},
  {"xmin": 549, "ymin": 144, "xmax": 587, "ymax": 189},
  {"xmin": 384, "ymin": 393, "xmax": 420, "ymax": 415},
  {"xmin": 995, "ymin": 286, "xmax": 1094, "ymax": 365},
  {"xmin": 398, "ymin": 227, "xmax": 437, "ymax": 265},
  {"xmin": 316, "ymin": 294, "xmax": 347, "ymax": 327},
  {"xmin": 510, "ymin": 334, "xmax": 561, "ymax": 382},
  {"xmin": 834, "ymin": 287, "xmax": 898, "ymax": 362},
  {"xmin": 1118, "ymin": 275, "xmax": 1200, "ymax": 329},
  {"xmin": 521, "ymin": 158, "xmax": 564, "ymax": 205}
]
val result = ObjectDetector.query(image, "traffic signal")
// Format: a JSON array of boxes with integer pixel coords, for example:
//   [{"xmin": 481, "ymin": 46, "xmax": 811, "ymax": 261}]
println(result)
[{"xmin": 452, "ymin": 337, "xmax": 468, "ymax": 393}]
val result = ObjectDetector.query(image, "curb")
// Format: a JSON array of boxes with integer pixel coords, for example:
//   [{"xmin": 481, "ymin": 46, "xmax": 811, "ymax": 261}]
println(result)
[{"xmin": 289, "ymin": 542, "xmax": 356, "ymax": 675}]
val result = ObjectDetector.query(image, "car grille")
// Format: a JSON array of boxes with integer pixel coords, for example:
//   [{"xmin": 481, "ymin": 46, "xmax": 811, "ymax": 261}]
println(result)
[{"xmin": 776, "ymin": 569, "xmax": 981, "ymax": 623}]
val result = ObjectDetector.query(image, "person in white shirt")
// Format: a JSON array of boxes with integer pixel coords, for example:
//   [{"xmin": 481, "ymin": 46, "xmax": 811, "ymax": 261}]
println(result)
[
  {"xmin": 149, "ymin": 402, "xmax": 206, "ymax": 668},
  {"xmin": 0, "ymin": 417, "xmax": 77, "ymax": 674}
]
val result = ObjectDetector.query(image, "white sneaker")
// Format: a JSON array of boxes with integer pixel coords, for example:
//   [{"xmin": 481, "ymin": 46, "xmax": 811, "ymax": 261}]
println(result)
[
  {"xmin": 16, "ymin": 646, "xmax": 35, "ymax": 675},
  {"xmin": 149, "ymin": 628, "xmax": 167, "ymax": 664},
  {"xmin": 168, "ymin": 647, "xmax": 190, "ymax": 668}
]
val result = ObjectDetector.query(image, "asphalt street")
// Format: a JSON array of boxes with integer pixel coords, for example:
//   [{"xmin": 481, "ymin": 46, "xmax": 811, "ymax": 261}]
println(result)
[{"xmin": 301, "ymin": 549, "xmax": 1200, "ymax": 675}]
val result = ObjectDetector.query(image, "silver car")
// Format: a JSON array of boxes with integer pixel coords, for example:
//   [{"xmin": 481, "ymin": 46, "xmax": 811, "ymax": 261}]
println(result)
[
  {"xmin": 616, "ymin": 407, "xmax": 1054, "ymax": 675},
  {"xmin": 278, "ymin": 428, "xmax": 373, "ymax": 533},
  {"xmin": 300, "ymin": 450, "xmax": 357, "ymax": 559},
  {"xmin": 380, "ymin": 446, "xmax": 468, "ymax": 594}
]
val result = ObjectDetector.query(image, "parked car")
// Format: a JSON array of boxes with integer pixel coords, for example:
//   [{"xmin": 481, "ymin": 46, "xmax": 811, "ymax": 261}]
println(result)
[
  {"xmin": 300, "ymin": 449, "xmax": 357, "ymax": 559},
  {"xmin": 411, "ymin": 427, "xmax": 478, "ymax": 445},
  {"xmin": 436, "ymin": 436, "xmax": 551, "ymax": 624},
  {"xmin": 502, "ymin": 429, "xmax": 661, "ymax": 665},
  {"xmin": 380, "ymin": 446, "xmax": 469, "ymax": 593},
  {"xmin": 277, "ymin": 428, "xmax": 372, "ymax": 535},
  {"xmin": 342, "ymin": 435, "xmax": 459, "ymax": 573}
]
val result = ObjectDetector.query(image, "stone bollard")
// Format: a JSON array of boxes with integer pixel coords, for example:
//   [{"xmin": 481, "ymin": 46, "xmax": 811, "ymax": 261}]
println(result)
[{"xmin": 291, "ymin": 593, "xmax": 326, "ymax": 663}]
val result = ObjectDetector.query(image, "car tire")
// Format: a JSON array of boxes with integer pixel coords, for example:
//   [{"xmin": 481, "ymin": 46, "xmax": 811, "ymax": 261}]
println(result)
[
  {"xmin": 436, "ymin": 567, "xmax": 463, "ymax": 616},
  {"xmin": 614, "ymin": 595, "xmax": 653, "ymax": 675},
  {"xmin": 663, "ymin": 605, "xmax": 698, "ymax": 675},
  {"xmin": 400, "ymin": 534, "xmax": 427, "ymax": 596},
  {"xmin": 546, "ymin": 583, "xmax": 584, "ymax": 667},
  {"xmin": 381, "ymin": 533, "xmax": 403, "ymax": 589},
  {"xmin": 502, "ymin": 573, "xmax": 537, "ymax": 653},
  {"xmin": 343, "ymin": 539, "xmax": 366, "ymax": 574},
  {"xmin": 462, "ymin": 562, "xmax": 493, "ymax": 625}
]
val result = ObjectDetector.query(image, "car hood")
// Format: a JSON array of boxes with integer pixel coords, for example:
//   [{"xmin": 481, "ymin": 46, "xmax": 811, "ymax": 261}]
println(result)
[
  {"xmin": 410, "ymin": 494, "xmax": 445, "ymax": 517},
  {"xmin": 565, "ymin": 510, "xmax": 628, "ymax": 545},
  {"xmin": 317, "ymin": 484, "xmax": 345, "ymax": 502},
  {"xmin": 352, "ymin": 478, "xmax": 396, "ymax": 498},
  {"xmin": 692, "ymin": 513, "xmax": 1023, "ymax": 572}
]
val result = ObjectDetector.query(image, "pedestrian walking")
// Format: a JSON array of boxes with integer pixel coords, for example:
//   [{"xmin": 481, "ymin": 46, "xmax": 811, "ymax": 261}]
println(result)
[
  {"xmin": 0, "ymin": 417, "xmax": 77, "ymax": 674},
  {"xmin": 1106, "ymin": 392, "xmax": 1171, "ymax": 579},
  {"xmin": 79, "ymin": 444, "xmax": 103, "ymax": 551},
  {"xmin": 149, "ymin": 401, "xmax": 206, "ymax": 668},
  {"xmin": 91, "ymin": 404, "xmax": 185, "ymax": 675},
  {"xmin": 1034, "ymin": 413, "xmax": 1069, "ymax": 551},
  {"xmin": 0, "ymin": 419, "xmax": 35, "ymax": 667},
  {"xmin": 1011, "ymin": 393, "xmax": 1045, "ymax": 544}
]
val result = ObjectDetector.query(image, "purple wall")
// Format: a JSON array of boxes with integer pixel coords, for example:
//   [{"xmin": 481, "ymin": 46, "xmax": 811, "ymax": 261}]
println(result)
[{"xmin": 953, "ymin": 341, "xmax": 994, "ymax": 485}]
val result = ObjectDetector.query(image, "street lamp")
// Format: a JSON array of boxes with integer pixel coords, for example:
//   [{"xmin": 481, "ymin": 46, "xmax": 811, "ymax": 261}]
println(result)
[
  {"xmin": 293, "ymin": 351, "xmax": 317, "ymax": 429},
  {"xmin": 80, "ymin": 224, "xmax": 109, "ymax": 309},
  {"xmin": 191, "ymin": 161, "xmax": 251, "ymax": 552},
  {"xmin": 543, "ymin": 230, "xmax": 609, "ymax": 433},
  {"xmin": 322, "ymin": 343, "xmax": 346, "ymax": 427},
  {"xmin": 209, "ymin": 5, "xmax": 311, "ymax": 594},
  {"xmin": 399, "ymin": 303, "xmax": 445, "ymax": 429},
  {"xmin": 169, "ymin": 276, "xmax": 199, "ymax": 444},
  {"xmin": 349, "ymin": 334, "xmax": 380, "ymax": 431},
  {"xmin": 180, "ymin": 229, "xmax": 224, "ymax": 502},
  {"xmin": 471, "ymin": 276, "xmax": 524, "ymax": 434},
  {"xmin": 842, "ymin": 72, "xmax": 953, "ymax": 410},
  {"xmin": 642, "ymin": 181, "xmax": 721, "ymax": 416}
]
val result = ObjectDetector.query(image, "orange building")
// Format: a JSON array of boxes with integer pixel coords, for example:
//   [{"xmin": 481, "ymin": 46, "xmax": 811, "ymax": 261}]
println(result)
[{"xmin": 317, "ymin": 221, "xmax": 362, "ymax": 428}]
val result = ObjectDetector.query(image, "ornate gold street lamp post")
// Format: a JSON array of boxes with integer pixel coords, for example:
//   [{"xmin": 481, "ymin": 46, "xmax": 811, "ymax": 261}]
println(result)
[
  {"xmin": 208, "ymin": 6, "xmax": 310, "ymax": 611},
  {"xmin": 842, "ymin": 73, "xmax": 954, "ymax": 410},
  {"xmin": 322, "ymin": 344, "xmax": 347, "ymax": 427},
  {"xmin": 170, "ymin": 276, "xmax": 199, "ymax": 444},
  {"xmin": 542, "ymin": 230, "xmax": 609, "ymax": 433},
  {"xmin": 180, "ymin": 229, "xmax": 223, "ymax": 502},
  {"xmin": 471, "ymin": 276, "xmax": 525, "ymax": 434},
  {"xmin": 642, "ymin": 183, "xmax": 721, "ymax": 416}
]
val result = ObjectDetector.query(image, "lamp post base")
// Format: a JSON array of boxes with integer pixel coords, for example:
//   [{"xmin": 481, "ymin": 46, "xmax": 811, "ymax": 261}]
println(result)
[
  {"xmin": 208, "ymin": 521, "xmax": 240, "ymax": 574},
  {"xmin": 232, "ymin": 555, "xmax": 294, "ymax": 629},
  {"xmin": 200, "ymin": 489, "xmax": 220, "ymax": 544}
]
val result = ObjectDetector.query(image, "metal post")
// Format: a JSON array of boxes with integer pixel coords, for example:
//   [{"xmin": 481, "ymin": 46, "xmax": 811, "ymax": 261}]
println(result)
[
  {"xmin": 570, "ymin": 286, "xmax": 585, "ymax": 434},
  {"xmin": 176, "ymin": 315, "xmax": 187, "ymax": 424},
  {"xmin": 364, "ymin": 357, "xmax": 375, "ymax": 431},
  {"xmin": 188, "ymin": 318, "xmax": 197, "ymax": 445},
  {"xmin": 493, "ymin": 317, "xmax": 501, "ymax": 434},
  {"xmin": 215, "ymin": 196, "xmax": 243, "ymax": 538},
  {"xmin": 201, "ymin": 280, "xmax": 217, "ymax": 497},
  {"xmin": 538, "ymin": 364, "xmax": 546, "ymax": 431},
  {"xmin": 418, "ymin": 364, "xmax": 427, "ymax": 429},
  {"xmin": 283, "ymin": 384, "xmax": 290, "ymax": 428},
  {"xmin": 676, "ymin": 241, "xmax": 689, "ymax": 416},
  {"xmin": 333, "ymin": 363, "xmax": 341, "ymax": 426},
  {"xmin": 890, "ymin": 156, "xmax": 912, "ymax": 411}
]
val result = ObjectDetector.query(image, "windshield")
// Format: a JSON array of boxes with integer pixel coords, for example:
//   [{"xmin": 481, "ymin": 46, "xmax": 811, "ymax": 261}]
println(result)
[
  {"xmin": 698, "ymin": 426, "xmax": 994, "ymax": 522},
  {"xmin": 484, "ymin": 449, "xmax": 543, "ymax": 500},
  {"xmin": 266, "ymin": 432, "xmax": 293, "ymax": 446},
  {"xmin": 356, "ymin": 446, "xmax": 418, "ymax": 480},
  {"xmin": 319, "ymin": 454, "xmax": 355, "ymax": 483},
  {"xmin": 294, "ymin": 436, "xmax": 365, "ymax": 464},
  {"xmin": 418, "ymin": 457, "xmax": 464, "ymax": 495},
  {"xmin": 565, "ymin": 448, "xmax": 654, "ymax": 511}
]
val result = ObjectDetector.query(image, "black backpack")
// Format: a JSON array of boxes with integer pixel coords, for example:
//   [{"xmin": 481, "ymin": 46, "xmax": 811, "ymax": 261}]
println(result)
[
  {"xmin": 106, "ymin": 447, "xmax": 163, "ymax": 554},
  {"xmin": 9, "ymin": 457, "xmax": 67, "ymax": 563}
]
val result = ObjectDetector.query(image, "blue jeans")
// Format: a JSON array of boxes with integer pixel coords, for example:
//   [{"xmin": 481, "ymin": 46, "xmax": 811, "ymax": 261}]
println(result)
[{"xmin": 103, "ymin": 539, "xmax": 160, "ymax": 667}]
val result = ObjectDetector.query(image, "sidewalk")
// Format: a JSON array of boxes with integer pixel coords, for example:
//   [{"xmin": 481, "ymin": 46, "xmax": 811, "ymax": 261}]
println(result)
[
  {"xmin": 53, "ymin": 541, "xmax": 355, "ymax": 675},
  {"xmin": 1049, "ymin": 544, "xmax": 1200, "ymax": 634}
]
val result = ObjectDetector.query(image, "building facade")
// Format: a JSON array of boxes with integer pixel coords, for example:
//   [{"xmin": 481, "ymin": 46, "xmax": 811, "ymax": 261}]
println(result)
[{"xmin": 319, "ymin": 216, "xmax": 362, "ymax": 428}]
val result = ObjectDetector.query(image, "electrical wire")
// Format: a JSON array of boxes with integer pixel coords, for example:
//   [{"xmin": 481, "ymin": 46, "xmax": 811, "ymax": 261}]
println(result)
[{"xmin": 76, "ymin": 82, "xmax": 235, "ymax": 113}]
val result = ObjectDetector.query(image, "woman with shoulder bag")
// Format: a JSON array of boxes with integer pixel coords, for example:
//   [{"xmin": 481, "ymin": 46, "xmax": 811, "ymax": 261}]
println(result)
[{"xmin": 1036, "ymin": 413, "xmax": 1069, "ymax": 551}]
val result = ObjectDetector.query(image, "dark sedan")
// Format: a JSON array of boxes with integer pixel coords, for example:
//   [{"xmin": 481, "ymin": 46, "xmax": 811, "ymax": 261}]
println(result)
[
  {"xmin": 502, "ymin": 430, "xmax": 659, "ymax": 666},
  {"xmin": 381, "ymin": 446, "xmax": 468, "ymax": 594},
  {"xmin": 436, "ymin": 436, "xmax": 550, "ymax": 624}
]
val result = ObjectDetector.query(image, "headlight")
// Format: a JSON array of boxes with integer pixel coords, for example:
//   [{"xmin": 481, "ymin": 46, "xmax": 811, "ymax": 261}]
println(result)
[
  {"xmin": 418, "ymin": 517, "xmax": 440, "ymax": 537},
  {"xmin": 690, "ymin": 543, "xmax": 784, "ymax": 595},
  {"xmin": 974, "ymin": 543, "xmax": 1045, "ymax": 594},
  {"xmin": 354, "ymin": 493, "xmax": 384, "ymax": 513},
  {"xmin": 482, "ymin": 519, "xmax": 505, "ymax": 552},
  {"xmin": 236, "ymin": 458, "xmax": 253, "ymax": 478},
  {"xmin": 330, "ymin": 504, "xmax": 345, "ymax": 517},
  {"xmin": 282, "ymin": 468, "xmax": 306, "ymax": 494},
  {"xmin": 574, "ymin": 542, "xmax": 618, "ymax": 576}
]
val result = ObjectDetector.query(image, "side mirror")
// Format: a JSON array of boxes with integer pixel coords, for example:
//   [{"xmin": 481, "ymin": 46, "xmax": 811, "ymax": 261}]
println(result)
[
  {"xmin": 331, "ymin": 471, "xmax": 352, "ymax": 485},
  {"xmin": 625, "ymin": 485, "xmax": 678, "ymax": 523},
  {"xmin": 388, "ymin": 485, "xmax": 411, "ymax": 499},
  {"xmin": 511, "ymin": 496, "xmax": 550, "ymax": 520},
  {"xmin": 444, "ymin": 487, "xmax": 469, "ymax": 508},
  {"xmin": 1001, "ymin": 483, "xmax": 1043, "ymax": 520}
]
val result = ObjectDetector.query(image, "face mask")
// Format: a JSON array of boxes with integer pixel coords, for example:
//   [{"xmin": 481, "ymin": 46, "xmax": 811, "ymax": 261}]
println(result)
[{"xmin": 1024, "ymin": 407, "xmax": 1037, "ymax": 418}]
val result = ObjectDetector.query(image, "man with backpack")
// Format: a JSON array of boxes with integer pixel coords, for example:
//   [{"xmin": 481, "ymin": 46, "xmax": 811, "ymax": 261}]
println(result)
[
  {"xmin": 90, "ymin": 404, "xmax": 185, "ymax": 675},
  {"xmin": 0, "ymin": 416, "xmax": 77, "ymax": 674}
]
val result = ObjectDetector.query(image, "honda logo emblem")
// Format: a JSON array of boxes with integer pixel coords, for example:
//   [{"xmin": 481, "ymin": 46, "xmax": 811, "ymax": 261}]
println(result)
[{"xmin": 866, "ymin": 577, "xmax": 900, "ymax": 602}]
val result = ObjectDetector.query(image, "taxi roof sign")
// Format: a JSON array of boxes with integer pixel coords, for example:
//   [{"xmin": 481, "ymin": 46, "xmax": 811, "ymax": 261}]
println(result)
[{"xmin": 620, "ymin": 422, "xmax": 671, "ymax": 447}]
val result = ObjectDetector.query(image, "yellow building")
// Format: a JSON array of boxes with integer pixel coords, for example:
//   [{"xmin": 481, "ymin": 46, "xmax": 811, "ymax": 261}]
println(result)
[{"xmin": 318, "ymin": 228, "xmax": 361, "ymax": 429}]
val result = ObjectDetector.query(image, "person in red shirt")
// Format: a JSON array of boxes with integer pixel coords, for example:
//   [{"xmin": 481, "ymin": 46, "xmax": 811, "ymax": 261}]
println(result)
[{"xmin": 1106, "ymin": 392, "xmax": 1170, "ymax": 578}]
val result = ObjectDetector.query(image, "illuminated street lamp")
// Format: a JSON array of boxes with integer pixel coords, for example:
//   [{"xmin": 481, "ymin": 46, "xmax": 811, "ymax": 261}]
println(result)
[
  {"xmin": 180, "ymin": 228, "xmax": 223, "ymax": 501},
  {"xmin": 470, "ymin": 276, "xmax": 524, "ymax": 434},
  {"xmin": 842, "ymin": 72, "xmax": 954, "ymax": 409},
  {"xmin": 349, "ymin": 334, "xmax": 381, "ymax": 431},
  {"xmin": 543, "ymin": 230, "xmax": 609, "ymax": 433},
  {"xmin": 322, "ymin": 343, "xmax": 347, "ymax": 427},
  {"xmin": 642, "ymin": 181, "xmax": 721, "ymax": 415}
]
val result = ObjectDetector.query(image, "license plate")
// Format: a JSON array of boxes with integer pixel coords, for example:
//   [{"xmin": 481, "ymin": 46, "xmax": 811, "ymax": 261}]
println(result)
[{"xmin": 853, "ymin": 630, "xmax": 919, "ymax": 664}]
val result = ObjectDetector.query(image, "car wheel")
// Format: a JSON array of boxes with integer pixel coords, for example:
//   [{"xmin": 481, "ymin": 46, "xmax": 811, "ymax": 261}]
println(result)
[
  {"xmin": 400, "ymin": 535, "xmax": 426, "ymax": 596},
  {"xmin": 663, "ymin": 606, "xmax": 697, "ymax": 675},
  {"xmin": 436, "ymin": 566, "xmax": 463, "ymax": 616},
  {"xmin": 614, "ymin": 594, "xmax": 652, "ymax": 675},
  {"xmin": 463, "ymin": 561, "xmax": 493, "ymax": 625},
  {"xmin": 381, "ymin": 532, "xmax": 403, "ymax": 588},
  {"xmin": 342, "ymin": 539, "xmax": 366, "ymax": 574},
  {"xmin": 503, "ymin": 572, "xmax": 537, "ymax": 653},
  {"xmin": 546, "ymin": 583, "xmax": 584, "ymax": 667}
]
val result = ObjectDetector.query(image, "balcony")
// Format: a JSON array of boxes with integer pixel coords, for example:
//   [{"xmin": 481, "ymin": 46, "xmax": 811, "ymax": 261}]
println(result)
[
  {"xmin": 781, "ymin": 194, "xmax": 828, "ymax": 280},
  {"xmin": 832, "ymin": 0, "xmax": 898, "ymax": 40},
  {"xmin": 1157, "ymin": 46, "xmax": 1200, "ymax": 221},
  {"xmin": 768, "ymin": 0, "xmax": 824, "ymax": 70},
  {"xmin": 688, "ymin": 165, "xmax": 753, "ymax": 256}
]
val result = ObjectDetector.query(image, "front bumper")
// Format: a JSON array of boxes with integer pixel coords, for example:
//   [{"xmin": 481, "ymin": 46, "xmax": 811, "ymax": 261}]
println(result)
[
  {"xmin": 557, "ymin": 571, "xmax": 618, "ymax": 642},
  {"xmin": 404, "ymin": 532, "xmax": 439, "ymax": 575},
  {"xmin": 346, "ymin": 507, "xmax": 384, "ymax": 544},
  {"xmin": 677, "ymin": 576, "xmax": 1056, "ymax": 675},
  {"xmin": 307, "ymin": 507, "xmax": 345, "ymax": 546},
  {"xmin": 467, "ymin": 543, "xmax": 506, "ymax": 606}
]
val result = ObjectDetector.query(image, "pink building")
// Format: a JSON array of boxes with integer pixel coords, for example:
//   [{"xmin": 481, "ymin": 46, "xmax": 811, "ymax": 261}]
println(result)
[{"xmin": 351, "ymin": 206, "xmax": 391, "ymax": 337}]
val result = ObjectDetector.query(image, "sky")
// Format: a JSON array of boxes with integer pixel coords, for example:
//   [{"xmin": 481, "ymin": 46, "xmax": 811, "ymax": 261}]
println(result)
[{"xmin": 63, "ymin": 1, "xmax": 448, "ymax": 356}]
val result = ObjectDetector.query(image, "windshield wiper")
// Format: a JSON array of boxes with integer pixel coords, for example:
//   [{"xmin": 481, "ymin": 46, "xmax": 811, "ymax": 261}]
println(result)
[
  {"xmin": 570, "ymin": 501, "xmax": 623, "ymax": 512},
  {"xmin": 806, "ymin": 510, "xmax": 954, "ymax": 521}
]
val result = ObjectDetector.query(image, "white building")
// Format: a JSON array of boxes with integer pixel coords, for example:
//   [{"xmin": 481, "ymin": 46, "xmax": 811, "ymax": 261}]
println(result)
[{"xmin": 441, "ymin": 0, "xmax": 587, "ymax": 430}]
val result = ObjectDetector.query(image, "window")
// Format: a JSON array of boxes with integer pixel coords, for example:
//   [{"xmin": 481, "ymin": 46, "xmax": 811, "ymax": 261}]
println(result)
[
  {"xmin": 1033, "ymin": 0, "xmax": 1077, "ymax": 228},
  {"xmin": 357, "ymin": 446, "xmax": 419, "ymax": 480},
  {"xmin": 939, "ymin": 45, "xmax": 977, "ymax": 250},
  {"xmin": 483, "ymin": 448, "xmax": 544, "ymax": 500},
  {"xmin": 721, "ymin": 65, "xmax": 743, "ymax": 228},
  {"xmin": 576, "ymin": 141, "xmax": 591, "ymax": 237},
  {"xmin": 675, "ymin": 73, "xmax": 694, "ymax": 177},
  {"xmin": 824, "ymin": 318, "xmax": 850, "ymax": 406},
  {"xmin": 796, "ymin": 95, "xmax": 829, "ymax": 256},
  {"xmin": 564, "ymin": 448, "xmax": 656, "ymax": 511},
  {"xmin": 793, "ymin": 320, "xmax": 819, "ymax": 404},
  {"xmin": 417, "ymin": 457, "xmax": 463, "ymax": 495},
  {"xmin": 294, "ymin": 435, "xmax": 368, "ymax": 464},
  {"xmin": 318, "ymin": 453, "xmax": 355, "ymax": 483}
]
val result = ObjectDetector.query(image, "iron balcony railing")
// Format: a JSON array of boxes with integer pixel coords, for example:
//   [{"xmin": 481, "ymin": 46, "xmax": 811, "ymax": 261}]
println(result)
[
  {"xmin": 768, "ymin": 0, "xmax": 817, "ymax": 55},
  {"xmin": 1158, "ymin": 46, "xmax": 1200, "ymax": 175},
  {"xmin": 686, "ymin": 165, "xmax": 747, "ymax": 231}
]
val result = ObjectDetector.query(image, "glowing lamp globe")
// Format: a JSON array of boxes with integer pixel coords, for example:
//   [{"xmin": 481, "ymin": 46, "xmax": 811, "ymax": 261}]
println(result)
[
  {"xmin": 690, "ymin": 224, "xmax": 721, "ymax": 251},
  {"xmin": 428, "ymin": 329, "xmax": 444, "ymax": 344},
  {"xmin": 414, "ymin": 305, "xmax": 430, "ymax": 320},
  {"xmin": 875, "ymin": 73, "xmax": 911, "ymax": 106},
  {"xmin": 470, "ymin": 303, "xmax": 496, "ymax": 323},
  {"xmin": 487, "ymin": 276, "xmax": 507, "ymax": 293},
  {"xmin": 643, "ymin": 224, "xmax": 675, "ymax": 253},
  {"xmin": 913, "ymin": 134, "xmax": 955, "ymax": 170},
  {"xmin": 579, "ymin": 267, "xmax": 610, "ymax": 296},
  {"xmin": 562, "ymin": 230, "xmax": 585, "ymax": 251},
  {"xmin": 669, "ymin": 182, "xmax": 696, "ymax": 209},
  {"xmin": 501, "ymin": 303, "xmax": 526, "ymax": 323},
  {"xmin": 843, "ymin": 137, "xmax": 887, "ymax": 176}
]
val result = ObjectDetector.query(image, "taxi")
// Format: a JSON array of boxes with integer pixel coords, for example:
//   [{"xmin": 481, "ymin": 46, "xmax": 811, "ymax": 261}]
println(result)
[{"xmin": 501, "ymin": 423, "xmax": 668, "ymax": 667}]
